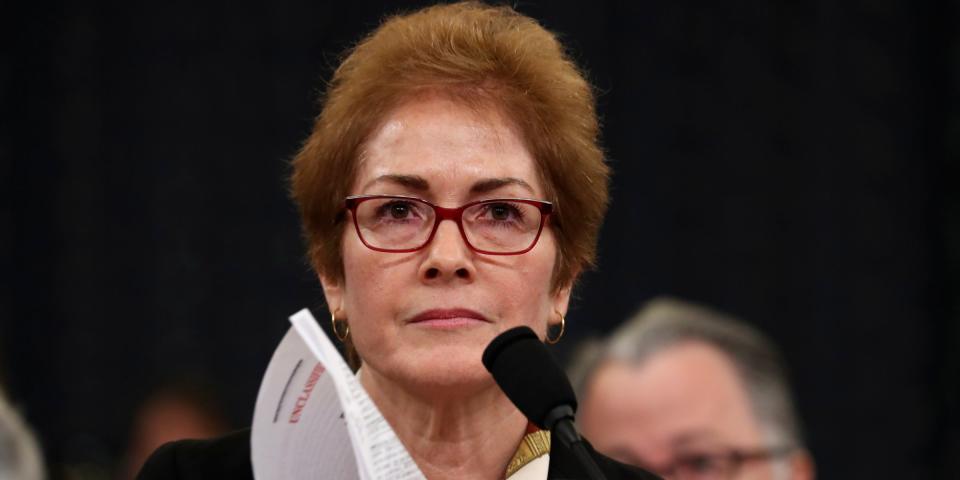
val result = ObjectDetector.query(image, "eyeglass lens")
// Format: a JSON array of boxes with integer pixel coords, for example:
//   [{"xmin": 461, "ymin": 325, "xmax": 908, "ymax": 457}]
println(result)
[{"xmin": 672, "ymin": 454, "xmax": 735, "ymax": 480}]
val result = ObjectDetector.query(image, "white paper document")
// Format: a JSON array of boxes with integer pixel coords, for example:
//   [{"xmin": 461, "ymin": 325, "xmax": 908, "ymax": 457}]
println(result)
[{"xmin": 251, "ymin": 308, "xmax": 426, "ymax": 480}]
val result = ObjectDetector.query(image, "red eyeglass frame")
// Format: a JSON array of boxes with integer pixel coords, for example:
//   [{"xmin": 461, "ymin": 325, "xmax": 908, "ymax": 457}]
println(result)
[{"xmin": 343, "ymin": 194, "xmax": 554, "ymax": 255}]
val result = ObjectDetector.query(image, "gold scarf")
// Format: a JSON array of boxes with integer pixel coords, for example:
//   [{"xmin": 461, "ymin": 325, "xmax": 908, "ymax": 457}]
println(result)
[{"xmin": 505, "ymin": 429, "xmax": 551, "ymax": 477}]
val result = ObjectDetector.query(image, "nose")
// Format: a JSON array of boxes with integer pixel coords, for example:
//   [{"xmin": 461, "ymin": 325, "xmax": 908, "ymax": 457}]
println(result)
[{"xmin": 418, "ymin": 219, "xmax": 475, "ymax": 283}]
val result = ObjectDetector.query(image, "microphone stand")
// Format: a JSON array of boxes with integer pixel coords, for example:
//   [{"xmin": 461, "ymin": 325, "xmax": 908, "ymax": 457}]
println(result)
[{"xmin": 545, "ymin": 406, "xmax": 607, "ymax": 480}]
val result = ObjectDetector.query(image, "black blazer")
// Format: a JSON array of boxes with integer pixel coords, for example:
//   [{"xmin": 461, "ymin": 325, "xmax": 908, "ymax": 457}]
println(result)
[{"xmin": 137, "ymin": 428, "xmax": 660, "ymax": 480}]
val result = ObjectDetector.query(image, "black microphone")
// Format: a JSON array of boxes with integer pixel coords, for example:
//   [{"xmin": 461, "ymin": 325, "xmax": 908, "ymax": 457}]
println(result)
[{"xmin": 482, "ymin": 326, "xmax": 607, "ymax": 480}]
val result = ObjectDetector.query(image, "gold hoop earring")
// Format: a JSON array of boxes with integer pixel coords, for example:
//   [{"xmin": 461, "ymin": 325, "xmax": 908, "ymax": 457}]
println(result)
[
  {"xmin": 546, "ymin": 310, "xmax": 565, "ymax": 345},
  {"xmin": 331, "ymin": 309, "xmax": 350, "ymax": 342}
]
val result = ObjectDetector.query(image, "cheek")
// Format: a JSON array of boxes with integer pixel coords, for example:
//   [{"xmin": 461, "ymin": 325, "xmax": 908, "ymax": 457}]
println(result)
[
  {"xmin": 339, "ymin": 238, "xmax": 398, "ymax": 325},
  {"xmin": 740, "ymin": 461, "xmax": 777, "ymax": 480},
  {"xmin": 493, "ymin": 241, "xmax": 558, "ymax": 329}
]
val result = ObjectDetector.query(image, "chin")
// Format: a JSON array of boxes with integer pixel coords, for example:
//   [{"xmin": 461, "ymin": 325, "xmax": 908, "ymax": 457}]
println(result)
[
  {"xmin": 418, "ymin": 366, "xmax": 492, "ymax": 391},
  {"xmin": 395, "ymin": 344, "xmax": 494, "ymax": 392}
]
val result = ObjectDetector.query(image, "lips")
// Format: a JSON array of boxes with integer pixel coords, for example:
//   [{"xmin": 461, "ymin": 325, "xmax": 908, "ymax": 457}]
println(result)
[{"xmin": 408, "ymin": 308, "xmax": 490, "ymax": 326}]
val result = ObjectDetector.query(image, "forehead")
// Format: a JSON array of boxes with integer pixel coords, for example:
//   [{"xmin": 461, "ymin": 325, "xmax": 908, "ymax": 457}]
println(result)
[
  {"xmin": 585, "ymin": 342, "xmax": 765, "ymax": 448},
  {"xmin": 354, "ymin": 95, "xmax": 541, "ymax": 198}
]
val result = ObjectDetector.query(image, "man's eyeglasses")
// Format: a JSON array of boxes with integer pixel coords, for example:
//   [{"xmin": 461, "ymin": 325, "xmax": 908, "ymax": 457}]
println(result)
[
  {"xmin": 656, "ymin": 446, "xmax": 795, "ymax": 480},
  {"xmin": 343, "ymin": 195, "xmax": 553, "ymax": 255}
]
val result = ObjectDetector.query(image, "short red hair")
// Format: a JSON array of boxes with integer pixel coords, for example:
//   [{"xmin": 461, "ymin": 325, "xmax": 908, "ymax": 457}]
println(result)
[{"xmin": 291, "ymin": 1, "xmax": 608, "ymax": 291}]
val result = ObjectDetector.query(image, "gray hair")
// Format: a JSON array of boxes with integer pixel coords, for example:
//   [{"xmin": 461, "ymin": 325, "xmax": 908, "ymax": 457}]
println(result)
[
  {"xmin": 572, "ymin": 297, "xmax": 805, "ymax": 450},
  {"xmin": 0, "ymin": 389, "xmax": 45, "ymax": 480}
]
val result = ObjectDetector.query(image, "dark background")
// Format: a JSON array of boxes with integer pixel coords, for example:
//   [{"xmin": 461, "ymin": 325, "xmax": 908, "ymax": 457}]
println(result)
[{"xmin": 2, "ymin": 0, "xmax": 958, "ymax": 478}]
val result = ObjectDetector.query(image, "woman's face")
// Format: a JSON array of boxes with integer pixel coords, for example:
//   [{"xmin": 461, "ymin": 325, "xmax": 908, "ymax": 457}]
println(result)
[{"xmin": 320, "ymin": 95, "xmax": 572, "ymax": 392}]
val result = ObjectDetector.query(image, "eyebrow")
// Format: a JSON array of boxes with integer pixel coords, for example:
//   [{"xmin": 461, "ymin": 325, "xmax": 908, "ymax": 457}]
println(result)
[
  {"xmin": 470, "ymin": 177, "xmax": 535, "ymax": 195},
  {"xmin": 672, "ymin": 430, "xmax": 721, "ymax": 448},
  {"xmin": 362, "ymin": 174, "xmax": 429, "ymax": 192},
  {"xmin": 361, "ymin": 174, "xmax": 536, "ymax": 196}
]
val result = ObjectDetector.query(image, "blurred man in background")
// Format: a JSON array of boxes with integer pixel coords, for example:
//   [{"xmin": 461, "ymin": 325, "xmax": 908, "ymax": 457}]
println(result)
[
  {"xmin": 571, "ymin": 298, "xmax": 815, "ymax": 480},
  {"xmin": 118, "ymin": 382, "xmax": 229, "ymax": 480},
  {"xmin": 0, "ymin": 388, "xmax": 45, "ymax": 480}
]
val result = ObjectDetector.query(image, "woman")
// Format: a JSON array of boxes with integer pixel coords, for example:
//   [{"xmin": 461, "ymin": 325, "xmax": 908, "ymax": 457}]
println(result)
[{"xmin": 139, "ymin": 2, "xmax": 658, "ymax": 479}]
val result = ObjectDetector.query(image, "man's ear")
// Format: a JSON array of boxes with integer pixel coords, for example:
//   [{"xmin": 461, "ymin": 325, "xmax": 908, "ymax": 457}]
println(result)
[{"xmin": 319, "ymin": 274, "xmax": 345, "ymax": 314}]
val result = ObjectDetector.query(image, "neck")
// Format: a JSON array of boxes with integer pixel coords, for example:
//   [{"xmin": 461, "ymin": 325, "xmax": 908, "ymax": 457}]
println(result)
[{"xmin": 359, "ymin": 366, "xmax": 528, "ymax": 480}]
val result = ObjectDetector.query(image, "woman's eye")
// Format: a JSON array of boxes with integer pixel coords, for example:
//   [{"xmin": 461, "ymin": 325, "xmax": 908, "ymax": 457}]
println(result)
[
  {"xmin": 482, "ymin": 202, "xmax": 522, "ymax": 222},
  {"xmin": 489, "ymin": 204, "xmax": 512, "ymax": 220},
  {"xmin": 377, "ymin": 201, "xmax": 419, "ymax": 220},
  {"xmin": 389, "ymin": 203, "xmax": 410, "ymax": 218}
]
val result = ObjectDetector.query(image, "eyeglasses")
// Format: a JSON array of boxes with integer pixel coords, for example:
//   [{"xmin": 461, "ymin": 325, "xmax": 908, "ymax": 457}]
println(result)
[
  {"xmin": 343, "ymin": 195, "xmax": 553, "ymax": 255},
  {"xmin": 657, "ymin": 446, "xmax": 795, "ymax": 480}
]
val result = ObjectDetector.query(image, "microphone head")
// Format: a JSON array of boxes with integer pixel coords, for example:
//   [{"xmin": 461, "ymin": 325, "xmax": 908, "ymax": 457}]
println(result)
[{"xmin": 482, "ymin": 326, "xmax": 578, "ymax": 429}]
